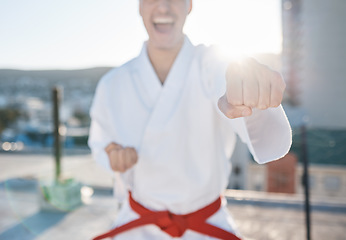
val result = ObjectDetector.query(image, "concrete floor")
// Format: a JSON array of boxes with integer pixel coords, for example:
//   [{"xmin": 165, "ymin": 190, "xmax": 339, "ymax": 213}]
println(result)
[{"xmin": 1, "ymin": 153, "xmax": 345, "ymax": 240}]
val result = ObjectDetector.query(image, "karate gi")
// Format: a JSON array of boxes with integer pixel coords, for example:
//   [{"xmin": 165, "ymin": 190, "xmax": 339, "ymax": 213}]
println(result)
[{"xmin": 88, "ymin": 36, "xmax": 292, "ymax": 239}]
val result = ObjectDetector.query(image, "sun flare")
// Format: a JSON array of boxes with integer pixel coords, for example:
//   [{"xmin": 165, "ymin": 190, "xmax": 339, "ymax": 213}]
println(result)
[{"xmin": 185, "ymin": 0, "xmax": 282, "ymax": 59}]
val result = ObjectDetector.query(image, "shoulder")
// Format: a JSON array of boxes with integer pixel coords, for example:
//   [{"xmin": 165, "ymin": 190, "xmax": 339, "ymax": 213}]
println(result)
[
  {"xmin": 192, "ymin": 43, "xmax": 208, "ymax": 61},
  {"xmin": 96, "ymin": 59, "xmax": 136, "ymax": 91},
  {"xmin": 100, "ymin": 62, "xmax": 131, "ymax": 85},
  {"xmin": 191, "ymin": 44, "xmax": 229, "ymax": 99},
  {"xmin": 194, "ymin": 44, "xmax": 227, "ymax": 66},
  {"xmin": 192, "ymin": 44, "xmax": 228, "ymax": 75}
]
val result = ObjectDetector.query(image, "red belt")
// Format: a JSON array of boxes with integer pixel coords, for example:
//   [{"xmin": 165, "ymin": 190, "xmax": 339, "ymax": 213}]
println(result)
[{"xmin": 93, "ymin": 192, "xmax": 241, "ymax": 240}]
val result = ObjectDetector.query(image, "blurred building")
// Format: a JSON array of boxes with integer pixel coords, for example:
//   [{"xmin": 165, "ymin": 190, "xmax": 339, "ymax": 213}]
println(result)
[
  {"xmin": 282, "ymin": 0, "xmax": 346, "ymax": 128},
  {"xmin": 247, "ymin": 161, "xmax": 346, "ymax": 198},
  {"xmin": 244, "ymin": 0, "xmax": 346, "ymax": 199}
]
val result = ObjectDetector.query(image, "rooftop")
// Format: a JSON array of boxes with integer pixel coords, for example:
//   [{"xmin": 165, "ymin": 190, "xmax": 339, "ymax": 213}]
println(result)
[{"xmin": 1, "ymin": 153, "xmax": 345, "ymax": 240}]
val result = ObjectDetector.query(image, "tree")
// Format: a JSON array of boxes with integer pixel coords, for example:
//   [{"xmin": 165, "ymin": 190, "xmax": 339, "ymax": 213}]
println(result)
[{"xmin": 0, "ymin": 108, "xmax": 20, "ymax": 134}]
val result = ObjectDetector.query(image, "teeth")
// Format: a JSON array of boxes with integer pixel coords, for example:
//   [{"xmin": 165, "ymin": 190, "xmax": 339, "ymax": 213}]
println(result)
[{"xmin": 153, "ymin": 17, "xmax": 173, "ymax": 24}]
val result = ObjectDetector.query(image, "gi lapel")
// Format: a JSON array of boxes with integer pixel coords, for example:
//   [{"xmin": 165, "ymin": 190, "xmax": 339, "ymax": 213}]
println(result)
[
  {"xmin": 130, "ymin": 43, "xmax": 163, "ymax": 112},
  {"xmin": 143, "ymin": 37, "xmax": 195, "ymax": 130},
  {"xmin": 129, "ymin": 36, "xmax": 195, "ymax": 199}
]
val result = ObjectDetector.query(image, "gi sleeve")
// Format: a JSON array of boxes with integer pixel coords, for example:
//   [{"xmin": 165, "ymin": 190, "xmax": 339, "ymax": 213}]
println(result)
[
  {"xmin": 229, "ymin": 107, "xmax": 292, "ymax": 164},
  {"xmin": 88, "ymin": 76, "xmax": 113, "ymax": 172},
  {"xmin": 199, "ymin": 45, "xmax": 292, "ymax": 164}
]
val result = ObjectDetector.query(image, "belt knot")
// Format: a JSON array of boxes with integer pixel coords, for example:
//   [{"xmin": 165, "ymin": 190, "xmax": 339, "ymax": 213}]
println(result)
[
  {"xmin": 92, "ymin": 192, "xmax": 242, "ymax": 240},
  {"xmin": 156, "ymin": 211, "xmax": 188, "ymax": 237}
]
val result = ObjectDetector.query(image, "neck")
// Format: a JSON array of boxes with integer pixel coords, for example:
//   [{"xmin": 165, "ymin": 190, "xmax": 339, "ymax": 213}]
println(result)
[{"xmin": 147, "ymin": 39, "xmax": 184, "ymax": 84}]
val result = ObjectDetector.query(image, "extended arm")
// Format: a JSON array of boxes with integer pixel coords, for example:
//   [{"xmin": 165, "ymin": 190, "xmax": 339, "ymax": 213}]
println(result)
[{"xmin": 218, "ymin": 58, "xmax": 292, "ymax": 163}]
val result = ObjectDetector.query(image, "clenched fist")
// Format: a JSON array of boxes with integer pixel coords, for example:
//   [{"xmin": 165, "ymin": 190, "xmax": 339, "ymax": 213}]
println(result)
[
  {"xmin": 218, "ymin": 58, "xmax": 286, "ymax": 119},
  {"xmin": 105, "ymin": 142, "xmax": 138, "ymax": 173}
]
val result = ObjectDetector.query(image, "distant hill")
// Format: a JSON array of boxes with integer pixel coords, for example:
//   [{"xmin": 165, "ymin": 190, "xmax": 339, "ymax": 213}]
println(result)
[
  {"xmin": 0, "ymin": 53, "xmax": 282, "ymax": 81},
  {"xmin": 0, "ymin": 67, "xmax": 115, "ymax": 106},
  {"xmin": 0, "ymin": 67, "xmax": 113, "ymax": 83},
  {"xmin": 0, "ymin": 53, "xmax": 282, "ymax": 80}
]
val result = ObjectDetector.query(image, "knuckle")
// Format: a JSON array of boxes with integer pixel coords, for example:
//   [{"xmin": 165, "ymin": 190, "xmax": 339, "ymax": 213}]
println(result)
[
  {"xmin": 272, "ymin": 73, "xmax": 286, "ymax": 89},
  {"xmin": 108, "ymin": 151, "xmax": 118, "ymax": 163},
  {"xmin": 229, "ymin": 99, "xmax": 242, "ymax": 106},
  {"xmin": 258, "ymin": 104, "xmax": 268, "ymax": 110},
  {"xmin": 272, "ymin": 70, "xmax": 281, "ymax": 78},
  {"xmin": 124, "ymin": 147, "xmax": 130, "ymax": 154},
  {"xmin": 133, "ymin": 156, "xmax": 138, "ymax": 163},
  {"xmin": 270, "ymin": 70, "xmax": 281, "ymax": 79},
  {"xmin": 244, "ymin": 100, "xmax": 257, "ymax": 108},
  {"xmin": 133, "ymin": 157, "xmax": 138, "ymax": 164},
  {"xmin": 131, "ymin": 150, "xmax": 138, "ymax": 161},
  {"xmin": 258, "ymin": 97, "xmax": 270, "ymax": 110},
  {"xmin": 270, "ymin": 100, "xmax": 281, "ymax": 107},
  {"xmin": 105, "ymin": 142, "xmax": 122, "ymax": 153},
  {"xmin": 129, "ymin": 159, "xmax": 136, "ymax": 168},
  {"xmin": 259, "ymin": 76, "xmax": 270, "ymax": 86},
  {"xmin": 273, "ymin": 91, "xmax": 284, "ymax": 101},
  {"xmin": 250, "ymin": 102, "xmax": 257, "ymax": 108}
]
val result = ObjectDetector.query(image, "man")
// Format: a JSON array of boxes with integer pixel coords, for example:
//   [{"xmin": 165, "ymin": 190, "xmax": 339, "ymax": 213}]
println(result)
[{"xmin": 88, "ymin": 0, "xmax": 292, "ymax": 239}]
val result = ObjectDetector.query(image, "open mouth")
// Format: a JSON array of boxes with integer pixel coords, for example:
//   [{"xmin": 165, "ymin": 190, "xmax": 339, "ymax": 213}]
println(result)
[{"xmin": 153, "ymin": 17, "xmax": 174, "ymax": 33}]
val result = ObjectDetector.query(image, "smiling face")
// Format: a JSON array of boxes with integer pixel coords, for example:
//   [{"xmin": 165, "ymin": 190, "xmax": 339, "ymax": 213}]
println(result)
[{"xmin": 139, "ymin": 0, "xmax": 192, "ymax": 51}]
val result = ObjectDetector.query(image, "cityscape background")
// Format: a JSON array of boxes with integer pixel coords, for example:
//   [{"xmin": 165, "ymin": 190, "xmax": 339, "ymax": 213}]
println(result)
[{"xmin": 1, "ymin": 0, "xmax": 346, "ymax": 239}]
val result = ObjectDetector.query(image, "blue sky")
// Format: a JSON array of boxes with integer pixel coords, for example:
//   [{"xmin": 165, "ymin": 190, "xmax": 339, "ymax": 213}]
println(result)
[{"xmin": 0, "ymin": 0, "xmax": 282, "ymax": 70}]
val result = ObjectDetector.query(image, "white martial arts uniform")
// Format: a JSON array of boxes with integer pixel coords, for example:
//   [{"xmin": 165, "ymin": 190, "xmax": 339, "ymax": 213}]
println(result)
[{"xmin": 88, "ymin": 36, "xmax": 292, "ymax": 239}]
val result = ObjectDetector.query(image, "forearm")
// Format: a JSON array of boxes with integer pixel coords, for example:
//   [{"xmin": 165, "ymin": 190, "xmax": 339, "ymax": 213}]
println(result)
[{"xmin": 88, "ymin": 120, "xmax": 113, "ymax": 172}]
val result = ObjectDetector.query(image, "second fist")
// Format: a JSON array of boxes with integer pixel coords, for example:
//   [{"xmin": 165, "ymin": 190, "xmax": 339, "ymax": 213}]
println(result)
[{"xmin": 105, "ymin": 142, "xmax": 138, "ymax": 173}]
